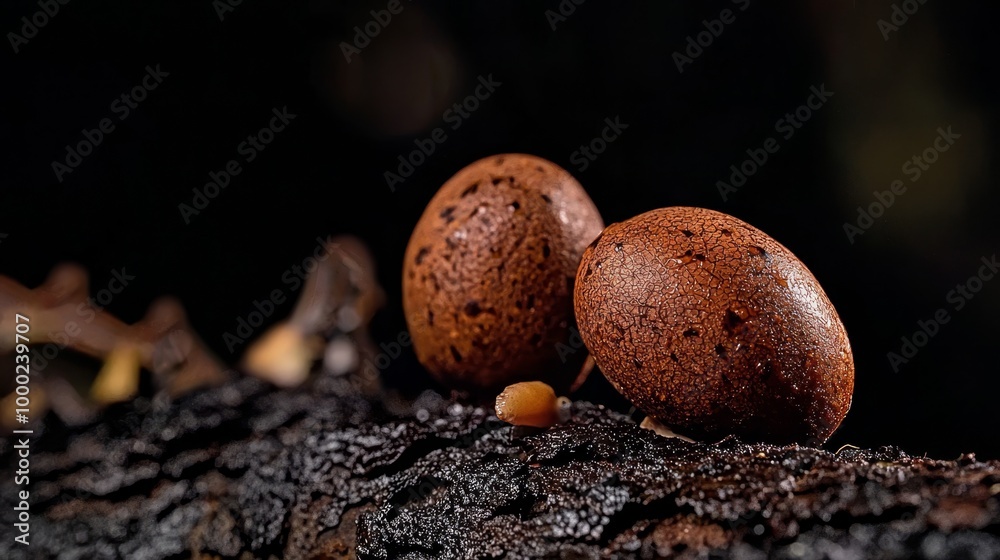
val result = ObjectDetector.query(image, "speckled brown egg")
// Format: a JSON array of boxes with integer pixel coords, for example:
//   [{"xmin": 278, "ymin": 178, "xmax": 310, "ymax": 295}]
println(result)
[
  {"xmin": 403, "ymin": 154, "xmax": 604, "ymax": 395},
  {"xmin": 574, "ymin": 207, "xmax": 853, "ymax": 444}
]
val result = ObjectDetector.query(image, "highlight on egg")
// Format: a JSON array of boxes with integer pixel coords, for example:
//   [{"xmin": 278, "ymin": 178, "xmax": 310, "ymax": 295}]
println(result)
[
  {"xmin": 403, "ymin": 154, "xmax": 604, "ymax": 396},
  {"xmin": 573, "ymin": 206, "xmax": 854, "ymax": 444}
]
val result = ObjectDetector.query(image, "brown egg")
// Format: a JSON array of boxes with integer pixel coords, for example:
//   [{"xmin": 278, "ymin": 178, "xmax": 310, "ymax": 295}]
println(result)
[
  {"xmin": 403, "ymin": 154, "xmax": 604, "ymax": 395},
  {"xmin": 574, "ymin": 207, "xmax": 854, "ymax": 444}
]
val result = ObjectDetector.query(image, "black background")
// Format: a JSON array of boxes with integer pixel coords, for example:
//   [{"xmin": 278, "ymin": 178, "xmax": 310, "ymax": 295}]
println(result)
[{"xmin": 1, "ymin": 1, "xmax": 998, "ymax": 458}]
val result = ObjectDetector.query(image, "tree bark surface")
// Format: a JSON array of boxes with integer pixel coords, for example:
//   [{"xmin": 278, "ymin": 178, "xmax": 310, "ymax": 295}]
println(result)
[{"xmin": 2, "ymin": 377, "xmax": 998, "ymax": 559}]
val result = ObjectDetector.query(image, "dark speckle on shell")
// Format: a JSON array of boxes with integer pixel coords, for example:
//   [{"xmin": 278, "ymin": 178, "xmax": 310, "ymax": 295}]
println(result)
[
  {"xmin": 573, "ymin": 206, "xmax": 854, "ymax": 444},
  {"xmin": 403, "ymin": 154, "xmax": 604, "ymax": 395}
]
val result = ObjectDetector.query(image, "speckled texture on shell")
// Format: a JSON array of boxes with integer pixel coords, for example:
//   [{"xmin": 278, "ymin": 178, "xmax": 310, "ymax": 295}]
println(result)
[
  {"xmin": 574, "ymin": 206, "xmax": 854, "ymax": 444},
  {"xmin": 403, "ymin": 154, "xmax": 604, "ymax": 395}
]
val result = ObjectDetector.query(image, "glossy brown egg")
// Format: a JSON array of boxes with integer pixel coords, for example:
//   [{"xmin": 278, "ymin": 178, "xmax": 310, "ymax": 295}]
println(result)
[
  {"xmin": 403, "ymin": 154, "xmax": 604, "ymax": 395},
  {"xmin": 574, "ymin": 207, "xmax": 854, "ymax": 444}
]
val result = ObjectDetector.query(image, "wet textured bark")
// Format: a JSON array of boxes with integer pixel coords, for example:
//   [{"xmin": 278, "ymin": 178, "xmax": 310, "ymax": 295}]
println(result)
[{"xmin": 1, "ymin": 376, "xmax": 998, "ymax": 559}]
